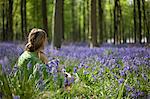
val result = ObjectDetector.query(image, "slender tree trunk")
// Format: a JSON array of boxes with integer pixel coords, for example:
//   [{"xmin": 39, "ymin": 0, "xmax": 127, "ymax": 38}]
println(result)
[
  {"xmin": 90, "ymin": 0, "xmax": 98, "ymax": 47},
  {"xmin": 98, "ymin": 0, "xmax": 103, "ymax": 44},
  {"xmin": 24, "ymin": 0, "xmax": 27, "ymax": 39},
  {"xmin": 142, "ymin": 0, "xmax": 145, "ymax": 43},
  {"xmin": 9, "ymin": 0, "xmax": 13, "ymax": 40},
  {"xmin": 78, "ymin": 2, "xmax": 81, "ymax": 41},
  {"xmin": 71, "ymin": 0, "xmax": 76, "ymax": 41},
  {"xmin": 109, "ymin": 0, "xmax": 113, "ymax": 43},
  {"xmin": 71, "ymin": 0, "xmax": 77, "ymax": 42},
  {"xmin": 6, "ymin": 0, "xmax": 13, "ymax": 41},
  {"xmin": 114, "ymin": 0, "xmax": 117, "ymax": 44},
  {"xmin": 36, "ymin": 0, "xmax": 39, "ymax": 27},
  {"xmin": 83, "ymin": 1, "xmax": 86, "ymax": 41},
  {"xmin": 5, "ymin": 0, "xmax": 8, "ymax": 41},
  {"xmin": 76, "ymin": 1, "xmax": 80, "ymax": 42},
  {"xmin": 142, "ymin": 0, "xmax": 149, "ymax": 43},
  {"xmin": 122, "ymin": 19, "xmax": 126, "ymax": 43},
  {"xmin": 62, "ymin": 0, "xmax": 64, "ymax": 41},
  {"xmin": 21, "ymin": 0, "xmax": 27, "ymax": 40},
  {"xmin": 133, "ymin": 0, "xmax": 137, "ymax": 43},
  {"xmin": 114, "ymin": 0, "xmax": 121, "ymax": 44},
  {"xmin": 2, "ymin": 2, "xmax": 5, "ymax": 41},
  {"xmin": 52, "ymin": 0, "xmax": 63, "ymax": 49},
  {"xmin": 119, "ymin": 3, "xmax": 122, "ymax": 44},
  {"xmin": 71, "ymin": 0, "xmax": 75, "ymax": 42},
  {"xmin": 147, "ymin": 14, "xmax": 150, "ymax": 43},
  {"xmin": 42, "ymin": 0, "xmax": 48, "ymax": 37},
  {"xmin": 87, "ymin": 0, "xmax": 90, "ymax": 42},
  {"xmin": 33, "ymin": 0, "xmax": 36, "ymax": 26},
  {"xmin": 137, "ymin": 0, "xmax": 142, "ymax": 44}
]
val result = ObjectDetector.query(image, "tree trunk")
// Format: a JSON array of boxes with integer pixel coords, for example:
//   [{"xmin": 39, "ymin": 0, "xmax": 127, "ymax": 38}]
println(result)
[
  {"xmin": 109, "ymin": 0, "xmax": 113, "ymax": 43},
  {"xmin": 42, "ymin": 0, "xmax": 48, "ymax": 37},
  {"xmin": 83, "ymin": 1, "xmax": 86, "ymax": 41},
  {"xmin": 119, "ymin": 3, "xmax": 122, "ymax": 44},
  {"xmin": 133, "ymin": 0, "xmax": 137, "ymax": 43},
  {"xmin": 114, "ymin": 0, "xmax": 117, "ymax": 44},
  {"xmin": 142, "ymin": 0, "xmax": 149, "ymax": 43},
  {"xmin": 71, "ymin": 0, "xmax": 77, "ymax": 42},
  {"xmin": 9, "ymin": 0, "xmax": 13, "ymax": 40},
  {"xmin": 6, "ymin": 0, "xmax": 13, "ymax": 41},
  {"xmin": 98, "ymin": 0, "xmax": 103, "ymax": 44},
  {"xmin": 114, "ymin": 0, "xmax": 121, "ymax": 45},
  {"xmin": 137, "ymin": 0, "xmax": 142, "ymax": 44},
  {"xmin": 52, "ymin": 0, "xmax": 63, "ymax": 49},
  {"xmin": 62, "ymin": 0, "xmax": 64, "ymax": 41},
  {"xmin": 2, "ymin": 2, "xmax": 5, "ymax": 41},
  {"xmin": 90, "ymin": 0, "xmax": 98, "ymax": 47},
  {"xmin": 21, "ymin": 0, "xmax": 27, "ymax": 40},
  {"xmin": 142, "ymin": 0, "xmax": 145, "ymax": 43},
  {"xmin": 78, "ymin": 2, "xmax": 81, "ymax": 41},
  {"xmin": 87, "ymin": 0, "xmax": 90, "ymax": 42}
]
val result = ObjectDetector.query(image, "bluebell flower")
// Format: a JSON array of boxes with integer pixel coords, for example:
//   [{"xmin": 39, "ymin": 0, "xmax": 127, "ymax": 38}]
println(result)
[
  {"xmin": 68, "ymin": 77, "xmax": 75, "ymax": 85},
  {"xmin": 137, "ymin": 91, "xmax": 144, "ymax": 96},
  {"xmin": 83, "ymin": 71, "xmax": 89, "ymax": 75},
  {"xmin": 13, "ymin": 95, "xmax": 20, "ymax": 99},
  {"xmin": 125, "ymin": 85, "xmax": 131, "ymax": 92},
  {"xmin": 141, "ymin": 73, "xmax": 147, "ymax": 80},
  {"xmin": 114, "ymin": 75, "xmax": 118, "ymax": 79},
  {"xmin": 53, "ymin": 73, "xmax": 58, "ymax": 81},
  {"xmin": 78, "ymin": 63, "xmax": 84, "ymax": 69},
  {"xmin": 92, "ymin": 67, "xmax": 96, "ymax": 71},
  {"xmin": 118, "ymin": 78, "xmax": 124, "ymax": 84},
  {"xmin": 92, "ymin": 74, "xmax": 96, "ymax": 81},
  {"xmin": 123, "ymin": 65, "xmax": 130, "ymax": 71},
  {"xmin": 120, "ymin": 70, "xmax": 125, "ymax": 76},
  {"xmin": 46, "ymin": 64, "xmax": 53, "ymax": 73},
  {"xmin": 98, "ymin": 71, "xmax": 102, "ymax": 77},
  {"xmin": 64, "ymin": 77, "xmax": 68, "ymax": 86},
  {"xmin": 85, "ymin": 65, "xmax": 89, "ymax": 69},
  {"xmin": 73, "ymin": 67, "xmax": 77, "ymax": 73}
]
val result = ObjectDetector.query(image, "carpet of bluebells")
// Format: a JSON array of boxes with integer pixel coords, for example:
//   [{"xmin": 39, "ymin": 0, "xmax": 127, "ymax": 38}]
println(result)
[{"xmin": 0, "ymin": 42, "xmax": 150, "ymax": 99}]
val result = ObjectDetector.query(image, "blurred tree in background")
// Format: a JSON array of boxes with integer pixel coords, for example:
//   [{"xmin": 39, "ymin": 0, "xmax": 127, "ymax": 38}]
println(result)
[
  {"xmin": 0, "ymin": 0, "xmax": 150, "ymax": 48},
  {"xmin": 52, "ymin": 0, "xmax": 64, "ymax": 48}
]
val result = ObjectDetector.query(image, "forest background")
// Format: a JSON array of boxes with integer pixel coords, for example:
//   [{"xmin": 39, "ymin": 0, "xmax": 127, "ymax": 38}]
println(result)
[{"xmin": 0, "ymin": 0, "xmax": 150, "ymax": 48}]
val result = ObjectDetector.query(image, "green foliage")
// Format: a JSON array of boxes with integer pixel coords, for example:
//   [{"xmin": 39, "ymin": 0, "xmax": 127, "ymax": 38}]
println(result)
[{"xmin": 0, "ymin": 0, "xmax": 150, "ymax": 42}]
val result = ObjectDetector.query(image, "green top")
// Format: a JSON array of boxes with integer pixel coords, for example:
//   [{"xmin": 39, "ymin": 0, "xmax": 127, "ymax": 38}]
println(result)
[
  {"xmin": 18, "ymin": 51, "xmax": 42, "ymax": 67},
  {"xmin": 17, "ymin": 51, "xmax": 48, "ymax": 85}
]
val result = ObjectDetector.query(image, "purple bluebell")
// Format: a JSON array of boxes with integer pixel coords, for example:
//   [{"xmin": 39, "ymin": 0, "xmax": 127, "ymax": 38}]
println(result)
[
  {"xmin": 120, "ymin": 70, "xmax": 125, "ymax": 76},
  {"xmin": 125, "ymin": 85, "xmax": 131, "ymax": 92},
  {"xmin": 118, "ymin": 78, "xmax": 124, "ymax": 84},
  {"xmin": 92, "ymin": 74, "xmax": 97, "ymax": 81},
  {"xmin": 13, "ymin": 95, "xmax": 20, "ymax": 99},
  {"xmin": 64, "ymin": 77, "xmax": 68, "ymax": 86},
  {"xmin": 83, "ymin": 71, "xmax": 89, "ymax": 75},
  {"xmin": 85, "ymin": 65, "xmax": 89, "ymax": 69},
  {"xmin": 68, "ymin": 77, "xmax": 75, "ymax": 85},
  {"xmin": 73, "ymin": 67, "xmax": 77, "ymax": 73},
  {"xmin": 141, "ymin": 73, "xmax": 147, "ymax": 81}
]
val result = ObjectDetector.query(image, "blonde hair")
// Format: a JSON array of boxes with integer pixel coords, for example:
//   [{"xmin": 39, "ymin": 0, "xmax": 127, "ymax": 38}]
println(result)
[{"xmin": 25, "ymin": 28, "xmax": 47, "ymax": 52}]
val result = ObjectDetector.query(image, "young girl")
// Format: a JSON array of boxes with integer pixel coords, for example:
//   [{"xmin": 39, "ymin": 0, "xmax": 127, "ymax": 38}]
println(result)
[
  {"xmin": 18, "ymin": 28, "xmax": 48, "ymax": 67},
  {"xmin": 17, "ymin": 28, "xmax": 74, "ymax": 90}
]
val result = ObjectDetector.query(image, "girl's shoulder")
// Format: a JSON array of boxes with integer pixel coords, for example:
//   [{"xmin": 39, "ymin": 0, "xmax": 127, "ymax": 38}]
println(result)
[{"xmin": 18, "ymin": 51, "xmax": 42, "ymax": 67}]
